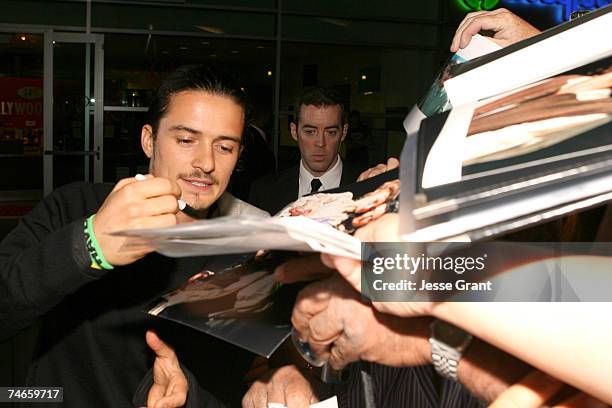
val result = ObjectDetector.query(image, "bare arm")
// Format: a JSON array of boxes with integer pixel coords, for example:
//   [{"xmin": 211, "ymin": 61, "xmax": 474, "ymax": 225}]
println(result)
[{"xmin": 434, "ymin": 296, "xmax": 612, "ymax": 404}]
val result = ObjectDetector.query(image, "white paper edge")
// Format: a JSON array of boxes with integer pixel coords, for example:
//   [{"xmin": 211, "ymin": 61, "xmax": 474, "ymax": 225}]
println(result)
[
  {"xmin": 405, "ymin": 171, "xmax": 612, "ymax": 242},
  {"xmin": 421, "ymin": 102, "xmax": 477, "ymax": 189},
  {"xmin": 455, "ymin": 33, "xmax": 502, "ymax": 60},
  {"xmin": 403, "ymin": 105, "xmax": 427, "ymax": 135}
]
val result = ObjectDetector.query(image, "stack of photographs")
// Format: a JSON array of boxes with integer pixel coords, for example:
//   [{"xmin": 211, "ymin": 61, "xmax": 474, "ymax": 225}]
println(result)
[{"xmin": 400, "ymin": 4, "xmax": 612, "ymax": 243}]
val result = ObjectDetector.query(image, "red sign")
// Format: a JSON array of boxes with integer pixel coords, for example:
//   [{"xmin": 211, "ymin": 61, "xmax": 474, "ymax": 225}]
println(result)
[{"xmin": 0, "ymin": 77, "xmax": 43, "ymax": 128}]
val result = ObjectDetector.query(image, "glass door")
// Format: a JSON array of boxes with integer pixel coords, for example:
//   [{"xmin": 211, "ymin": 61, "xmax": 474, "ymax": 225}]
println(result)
[
  {"xmin": 0, "ymin": 31, "xmax": 44, "ymax": 204},
  {"xmin": 43, "ymin": 32, "xmax": 104, "ymax": 196}
]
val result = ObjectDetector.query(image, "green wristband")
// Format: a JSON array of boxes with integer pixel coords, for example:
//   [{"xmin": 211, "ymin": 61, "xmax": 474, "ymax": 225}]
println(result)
[{"xmin": 84, "ymin": 214, "xmax": 114, "ymax": 270}]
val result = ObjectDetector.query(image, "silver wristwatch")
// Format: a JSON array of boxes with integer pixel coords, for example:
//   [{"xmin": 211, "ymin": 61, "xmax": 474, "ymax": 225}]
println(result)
[{"xmin": 429, "ymin": 319, "xmax": 473, "ymax": 381}]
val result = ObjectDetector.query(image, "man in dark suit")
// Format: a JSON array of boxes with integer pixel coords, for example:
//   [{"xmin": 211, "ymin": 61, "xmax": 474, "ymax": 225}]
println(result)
[{"xmin": 249, "ymin": 87, "xmax": 361, "ymax": 215}]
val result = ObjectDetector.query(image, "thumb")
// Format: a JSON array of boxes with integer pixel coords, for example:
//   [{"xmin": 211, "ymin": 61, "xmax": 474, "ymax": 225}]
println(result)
[
  {"xmin": 146, "ymin": 330, "xmax": 176, "ymax": 360},
  {"xmin": 320, "ymin": 253, "xmax": 362, "ymax": 293}
]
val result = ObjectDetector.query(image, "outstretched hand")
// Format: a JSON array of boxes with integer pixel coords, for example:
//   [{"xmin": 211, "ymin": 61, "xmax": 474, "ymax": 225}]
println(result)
[
  {"xmin": 145, "ymin": 330, "xmax": 188, "ymax": 408},
  {"xmin": 320, "ymin": 213, "xmax": 435, "ymax": 319},
  {"xmin": 357, "ymin": 157, "xmax": 399, "ymax": 182}
]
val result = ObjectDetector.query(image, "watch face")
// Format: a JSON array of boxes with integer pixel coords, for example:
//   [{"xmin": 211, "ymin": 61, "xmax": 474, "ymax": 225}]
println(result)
[{"xmin": 433, "ymin": 320, "xmax": 471, "ymax": 348}]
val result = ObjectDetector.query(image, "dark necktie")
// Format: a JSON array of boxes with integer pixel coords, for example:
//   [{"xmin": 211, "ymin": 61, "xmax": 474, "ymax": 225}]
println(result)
[{"xmin": 310, "ymin": 178, "xmax": 322, "ymax": 193}]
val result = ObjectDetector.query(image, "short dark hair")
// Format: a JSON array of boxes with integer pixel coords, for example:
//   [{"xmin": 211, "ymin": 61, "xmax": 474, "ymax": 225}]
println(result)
[
  {"xmin": 293, "ymin": 86, "xmax": 345, "ymax": 124},
  {"xmin": 147, "ymin": 65, "xmax": 249, "ymax": 137}
]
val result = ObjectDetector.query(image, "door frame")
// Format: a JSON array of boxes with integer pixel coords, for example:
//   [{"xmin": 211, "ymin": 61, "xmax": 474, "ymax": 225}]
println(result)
[{"xmin": 43, "ymin": 31, "xmax": 104, "ymax": 196}]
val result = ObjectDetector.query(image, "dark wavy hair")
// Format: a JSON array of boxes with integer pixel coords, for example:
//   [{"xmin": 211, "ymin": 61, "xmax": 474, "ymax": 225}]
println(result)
[{"xmin": 146, "ymin": 65, "xmax": 249, "ymax": 138}]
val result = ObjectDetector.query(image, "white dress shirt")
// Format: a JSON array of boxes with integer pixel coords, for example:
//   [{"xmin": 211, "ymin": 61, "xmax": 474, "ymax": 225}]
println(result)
[{"xmin": 298, "ymin": 155, "xmax": 343, "ymax": 198}]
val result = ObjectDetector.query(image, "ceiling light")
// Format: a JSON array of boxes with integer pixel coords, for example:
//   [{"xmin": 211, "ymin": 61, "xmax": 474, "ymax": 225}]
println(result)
[
  {"xmin": 231, "ymin": 50, "xmax": 239, "ymax": 54},
  {"xmin": 179, "ymin": 46, "xmax": 188, "ymax": 50},
  {"xmin": 361, "ymin": 75, "xmax": 367, "ymax": 80},
  {"xmin": 20, "ymin": 35, "xmax": 26, "ymax": 41}
]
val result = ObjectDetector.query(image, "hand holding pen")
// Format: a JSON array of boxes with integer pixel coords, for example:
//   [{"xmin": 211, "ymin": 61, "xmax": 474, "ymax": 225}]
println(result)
[{"xmin": 91, "ymin": 173, "xmax": 182, "ymax": 266}]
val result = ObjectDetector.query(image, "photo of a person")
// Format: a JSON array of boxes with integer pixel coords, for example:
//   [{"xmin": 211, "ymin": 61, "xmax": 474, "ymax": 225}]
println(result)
[
  {"xmin": 277, "ymin": 191, "xmax": 355, "ymax": 227},
  {"xmin": 350, "ymin": 179, "xmax": 400, "ymax": 229},
  {"xmin": 278, "ymin": 178, "xmax": 400, "ymax": 233},
  {"xmin": 464, "ymin": 66, "xmax": 612, "ymax": 166},
  {"xmin": 150, "ymin": 255, "xmax": 283, "ymax": 322}
]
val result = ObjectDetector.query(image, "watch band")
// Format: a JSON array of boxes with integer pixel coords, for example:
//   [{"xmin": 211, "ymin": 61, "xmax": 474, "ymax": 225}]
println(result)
[
  {"xmin": 429, "ymin": 336, "xmax": 462, "ymax": 381},
  {"xmin": 429, "ymin": 319, "xmax": 473, "ymax": 381}
]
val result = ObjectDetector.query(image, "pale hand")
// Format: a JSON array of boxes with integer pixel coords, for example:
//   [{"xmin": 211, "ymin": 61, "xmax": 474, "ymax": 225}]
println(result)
[
  {"xmin": 450, "ymin": 8, "xmax": 540, "ymax": 52},
  {"xmin": 92, "ymin": 175, "xmax": 181, "ymax": 266},
  {"xmin": 357, "ymin": 157, "xmax": 399, "ymax": 182}
]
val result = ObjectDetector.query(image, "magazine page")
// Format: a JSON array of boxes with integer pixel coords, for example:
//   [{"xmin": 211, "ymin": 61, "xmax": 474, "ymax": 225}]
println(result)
[
  {"xmin": 146, "ymin": 252, "xmax": 299, "ymax": 357},
  {"xmin": 421, "ymin": 58, "xmax": 612, "ymax": 189},
  {"xmin": 134, "ymin": 170, "xmax": 399, "ymax": 357}
]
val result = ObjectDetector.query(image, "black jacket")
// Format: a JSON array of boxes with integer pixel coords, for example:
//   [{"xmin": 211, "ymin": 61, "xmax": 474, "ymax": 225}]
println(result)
[
  {"xmin": 248, "ymin": 161, "xmax": 362, "ymax": 216},
  {"xmin": 0, "ymin": 182, "xmax": 253, "ymax": 407}
]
